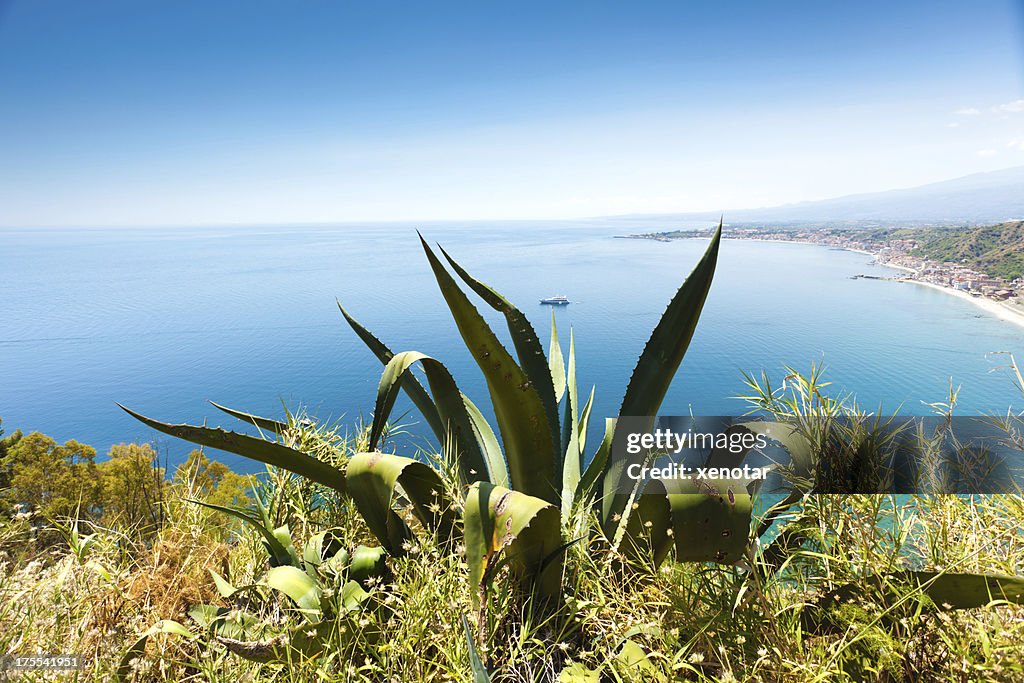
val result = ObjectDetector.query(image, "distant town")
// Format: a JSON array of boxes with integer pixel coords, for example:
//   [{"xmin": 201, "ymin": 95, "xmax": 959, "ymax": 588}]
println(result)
[{"xmin": 622, "ymin": 221, "xmax": 1024, "ymax": 323}]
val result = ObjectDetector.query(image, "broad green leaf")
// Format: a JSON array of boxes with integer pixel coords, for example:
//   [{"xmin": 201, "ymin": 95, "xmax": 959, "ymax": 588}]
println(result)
[
  {"xmin": 337, "ymin": 300, "xmax": 446, "ymax": 440},
  {"xmin": 119, "ymin": 405, "xmax": 347, "ymax": 495},
  {"xmin": 665, "ymin": 476, "xmax": 752, "ymax": 564},
  {"xmin": 614, "ymin": 640, "xmax": 661, "ymax": 678},
  {"xmin": 209, "ymin": 401, "xmax": 288, "ymax": 435},
  {"xmin": 440, "ymin": 244, "xmax": 562, "ymax": 447},
  {"xmin": 603, "ymin": 223, "xmax": 721, "ymax": 525},
  {"xmin": 349, "ymin": 545, "xmax": 388, "ymax": 583},
  {"xmin": 188, "ymin": 604, "xmax": 259, "ymax": 639},
  {"xmin": 619, "ymin": 481, "xmax": 673, "ymax": 567},
  {"xmin": 346, "ymin": 451, "xmax": 456, "ymax": 556},
  {"xmin": 368, "ymin": 351, "xmax": 491, "ymax": 485},
  {"xmin": 265, "ymin": 565, "xmax": 322, "ymax": 614},
  {"xmin": 302, "ymin": 530, "xmax": 343, "ymax": 571},
  {"xmin": 462, "ymin": 394, "xmax": 510, "ymax": 488},
  {"xmin": 558, "ymin": 663, "xmax": 600, "ymax": 682},
  {"xmin": 464, "ymin": 482, "xmax": 563, "ymax": 609},
  {"xmin": 421, "ymin": 236, "xmax": 560, "ymax": 504}
]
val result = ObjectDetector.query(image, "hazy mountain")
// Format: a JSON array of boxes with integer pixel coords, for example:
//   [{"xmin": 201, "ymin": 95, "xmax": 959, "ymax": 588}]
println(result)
[{"xmin": 606, "ymin": 166, "xmax": 1024, "ymax": 228}]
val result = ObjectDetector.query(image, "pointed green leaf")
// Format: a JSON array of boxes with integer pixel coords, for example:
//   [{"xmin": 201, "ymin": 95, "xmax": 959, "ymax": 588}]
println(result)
[
  {"xmin": 462, "ymin": 614, "xmax": 492, "ymax": 683},
  {"xmin": 337, "ymin": 300, "xmax": 446, "ymax": 440},
  {"xmin": 421, "ymin": 236, "xmax": 560, "ymax": 503},
  {"xmin": 602, "ymin": 223, "xmax": 722, "ymax": 524},
  {"xmin": 549, "ymin": 312, "xmax": 566, "ymax": 404},
  {"xmin": 188, "ymin": 499, "xmax": 297, "ymax": 567},
  {"xmin": 118, "ymin": 405, "xmax": 347, "ymax": 495},
  {"xmin": 265, "ymin": 565, "xmax": 322, "ymax": 613},
  {"xmin": 209, "ymin": 402, "xmax": 288, "ymax": 435},
  {"xmin": 441, "ymin": 244, "xmax": 562, "ymax": 444},
  {"xmin": 368, "ymin": 351, "xmax": 491, "ymax": 485},
  {"xmin": 346, "ymin": 451, "xmax": 456, "ymax": 556},
  {"xmin": 462, "ymin": 394, "xmax": 510, "ymax": 488},
  {"xmin": 464, "ymin": 482, "xmax": 563, "ymax": 609}
]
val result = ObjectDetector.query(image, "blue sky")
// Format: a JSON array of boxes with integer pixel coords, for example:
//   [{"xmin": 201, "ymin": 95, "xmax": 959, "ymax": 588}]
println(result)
[{"xmin": 1, "ymin": 0, "xmax": 1022, "ymax": 226}]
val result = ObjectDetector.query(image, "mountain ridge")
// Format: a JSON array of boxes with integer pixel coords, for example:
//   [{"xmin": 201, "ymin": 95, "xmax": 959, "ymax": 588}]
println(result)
[{"xmin": 603, "ymin": 166, "xmax": 1024, "ymax": 227}]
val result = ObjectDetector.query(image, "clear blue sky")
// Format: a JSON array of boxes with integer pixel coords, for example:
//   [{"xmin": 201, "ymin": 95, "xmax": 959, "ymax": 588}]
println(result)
[{"xmin": 1, "ymin": 0, "xmax": 1022, "ymax": 226}]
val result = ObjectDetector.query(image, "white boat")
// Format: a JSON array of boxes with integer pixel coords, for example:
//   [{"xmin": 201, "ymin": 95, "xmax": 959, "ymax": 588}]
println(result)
[{"xmin": 540, "ymin": 295, "xmax": 570, "ymax": 305}]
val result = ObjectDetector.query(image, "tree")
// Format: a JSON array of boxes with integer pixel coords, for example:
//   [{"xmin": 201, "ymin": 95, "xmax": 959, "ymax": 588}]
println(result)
[
  {"xmin": 98, "ymin": 442, "xmax": 166, "ymax": 534},
  {"xmin": 4, "ymin": 432, "xmax": 102, "ymax": 520},
  {"xmin": 173, "ymin": 449, "xmax": 252, "ymax": 507}
]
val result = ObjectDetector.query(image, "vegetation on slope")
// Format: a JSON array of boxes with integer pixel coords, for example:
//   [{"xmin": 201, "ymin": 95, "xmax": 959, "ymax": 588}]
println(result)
[{"xmin": 908, "ymin": 220, "xmax": 1024, "ymax": 281}]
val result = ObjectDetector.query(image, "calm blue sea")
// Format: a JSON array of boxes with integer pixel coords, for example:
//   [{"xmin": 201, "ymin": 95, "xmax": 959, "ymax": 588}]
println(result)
[{"xmin": 2, "ymin": 222, "xmax": 1022, "ymax": 472}]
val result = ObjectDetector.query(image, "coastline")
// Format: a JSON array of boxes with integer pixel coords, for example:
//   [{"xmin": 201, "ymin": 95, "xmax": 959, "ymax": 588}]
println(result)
[
  {"xmin": 902, "ymin": 279, "xmax": 1024, "ymax": 329},
  {"xmin": 630, "ymin": 233, "xmax": 1024, "ymax": 329},
  {"xmin": 733, "ymin": 238, "xmax": 1024, "ymax": 328}
]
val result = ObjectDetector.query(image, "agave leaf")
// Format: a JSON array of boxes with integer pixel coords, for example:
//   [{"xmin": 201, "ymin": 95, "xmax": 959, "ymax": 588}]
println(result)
[
  {"xmin": 189, "ymin": 499, "xmax": 297, "ymax": 567},
  {"xmin": 603, "ymin": 223, "xmax": 722, "ymax": 524},
  {"xmin": 349, "ymin": 545, "xmax": 389, "ymax": 583},
  {"xmin": 216, "ymin": 620, "xmax": 335, "ymax": 663},
  {"xmin": 346, "ymin": 451, "xmax": 456, "ymax": 556},
  {"xmin": 576, "ymin": 418, "xmax": 615, "ymax": 504},
  {"xmin": 440, "ymin": 244, "xmax": 562, "ymax": 446},
  {"xmin": 337, "ymin": 300, "xmax": 446, "ymax": 440},
  {"xmin": 561, "ymin": 330, "xmax": 582, "ymax": 516},
  {"xmin": 421, "ymin": 235, "xmax": 560, "ymax": 504},
  {"xmin": 118, "ymin": 405, "xmax": 347, "ymax": 495},
  {"xmin": 804, "ymin": 572, "xmax": 1024, "ymax": 633},
  {"xmin": 209, "ymin": 401, "xmax": 288, "ymax": 435},
  {"xmin": 549, "ymin": 312, "xmax": 566, "ymax": 404},
  {"xmin": 558, "ymin": 663, "xmax": 600, "ymax": 682},
  {"xmin": 340, "ymin": 579, "xmax": 372, "ymax": 612},
  {"xmin": 188, "ymin": 604, "xmax": 259, "ymax": 639},
  {"xmin": 614, "ymin": 639, "xmax": 661, "ymax": 678},
  {"xmin": 462, "ymin": 394, "xmax": 510, "ymax": 488},
  {"xmin": 302, "ymin": 530, "xmax": 343, "ymax": 571},
  {"xmin": 464, "ymin": 482, "xmax": 563, "ymax": 609},
  {"xmin": 619, "ymin": 481, "xmax": 673, "ymax": 567},
  {"xmin": 265, "ymin": 565, "xmax": 322, "ymax": 614},
  {"xmin": 665, "ymin": 476, "xmax": 752, "ymax": 564},
  {"xmin": 577, "ymin": 386, "xmax": 595, "ymax": 455},
  {"xmin": 209, "ymin": 568, "xmax": 237, "ymax": 599},
  {"xmin": 368, "ymin": 351, "xmax": 491, "ymax": 485},
  {"xmin": 560, "ymin": 329, "xmax": 579, "ymax": 455},
  {"xmin": 462, "ymin": 614, "xmax": 492, "ymax": 683}
]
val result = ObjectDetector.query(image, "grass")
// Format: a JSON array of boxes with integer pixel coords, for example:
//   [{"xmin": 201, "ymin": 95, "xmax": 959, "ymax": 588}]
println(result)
[
  {"xmin": 3, "ymin": 442, "xmax": 1024, "ymax": 681},
  {"xmin": 4, "ymin": 360, "xmax": 1024, "ymax": 682}
]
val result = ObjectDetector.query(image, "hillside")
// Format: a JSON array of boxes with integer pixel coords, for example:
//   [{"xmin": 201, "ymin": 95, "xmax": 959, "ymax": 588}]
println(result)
[{"xmin": 911, "ymin": 220, "xmax": 1024, "ymax": 281}]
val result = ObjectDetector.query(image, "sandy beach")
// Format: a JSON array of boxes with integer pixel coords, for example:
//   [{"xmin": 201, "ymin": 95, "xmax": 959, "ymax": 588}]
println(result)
[{"xmin": 904, "ymin": 279, "xmax": 1024, "ymax": 330}]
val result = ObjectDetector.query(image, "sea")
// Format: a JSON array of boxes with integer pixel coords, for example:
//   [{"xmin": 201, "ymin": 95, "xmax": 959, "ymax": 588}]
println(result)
[{"xmin": 2, "ymin": 222, "xmax": 1023, "ymax": 473}]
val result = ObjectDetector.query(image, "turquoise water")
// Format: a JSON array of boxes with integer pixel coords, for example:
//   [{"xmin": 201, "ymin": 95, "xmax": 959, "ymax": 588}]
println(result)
[{"xmin": 2, "ymin": 223, "xmax": 1022, "ymax": 472}]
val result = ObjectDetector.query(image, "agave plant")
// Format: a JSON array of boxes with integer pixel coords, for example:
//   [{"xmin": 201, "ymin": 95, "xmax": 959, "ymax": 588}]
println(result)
[
  {"xmin": 123, "ymin": 227, "xmax": 762, "ymax": 590},
  {"xmin": 122, "ymin": 225, "xmax": 1024, "ymax": 637}
]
